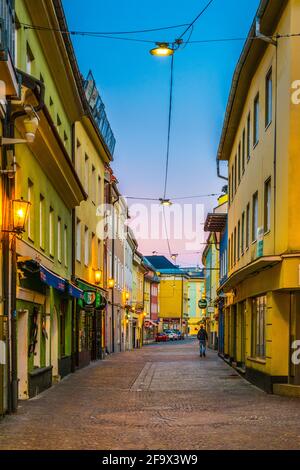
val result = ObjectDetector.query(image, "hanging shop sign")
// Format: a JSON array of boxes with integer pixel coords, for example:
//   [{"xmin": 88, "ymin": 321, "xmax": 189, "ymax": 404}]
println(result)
[
  {"xmin": 198, "ymin": 299, "xmax": 207, "ymax": 309},
  {"xmin": 76, "ymin": 280, "xmax": 107, "ymax": 310},
  {"xmin": 257, "ymin": 227, "xmax": 264, "ymax": 258}
]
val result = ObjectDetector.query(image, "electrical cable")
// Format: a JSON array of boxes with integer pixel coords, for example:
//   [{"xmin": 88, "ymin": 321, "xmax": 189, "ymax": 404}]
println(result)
[
  {"xmin": 178, "ymin": 0, "xmax": 214, "ymax": 40},
  {"xmin": 20, "ymin": 21, "xmax": 190, "ymax": 36},
  {"xmin": 124, "ymin": 192, "xmax": 221, "ymax": 201},
  {"xmin": 163, "ymin": 54, "xmax": 175, "ymax": 200},
  {"xmin": 162, "ymin": 207, "xmax": 173, "ymax": 257}
]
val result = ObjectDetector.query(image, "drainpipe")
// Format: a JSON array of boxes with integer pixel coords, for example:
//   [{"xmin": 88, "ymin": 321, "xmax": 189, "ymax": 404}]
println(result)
[{"xmin": 3, "ymin": 75, "xmax": 45, "ymax": 413}]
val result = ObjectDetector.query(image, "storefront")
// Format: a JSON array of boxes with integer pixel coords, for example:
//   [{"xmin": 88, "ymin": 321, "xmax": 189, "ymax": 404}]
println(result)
[
  {"xmin": 75, "ymin": 279, "xmax": 107, "ymax": 369},
  {"xmin": 17, "ymin": 261, "xmax": 79, "ymax": 399},
  {"xmin": 143, "ymin": 319, "xmax": 158, "ymax": 344}
]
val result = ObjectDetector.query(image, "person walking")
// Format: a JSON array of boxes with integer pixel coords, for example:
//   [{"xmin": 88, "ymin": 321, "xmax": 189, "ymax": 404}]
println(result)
[{"xmin": 197, "ymin": 325, "xmax": 208, "ymax": 358}]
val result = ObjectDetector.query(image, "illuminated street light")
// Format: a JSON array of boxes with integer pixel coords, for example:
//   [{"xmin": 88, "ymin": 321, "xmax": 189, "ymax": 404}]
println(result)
[
  {"xmin": 150, "ymin": 42, "xmax": 174, "ymax": 57},
  {"xmin": 159, "ymin": 198, "xmax": 172, "ymax": 207}
]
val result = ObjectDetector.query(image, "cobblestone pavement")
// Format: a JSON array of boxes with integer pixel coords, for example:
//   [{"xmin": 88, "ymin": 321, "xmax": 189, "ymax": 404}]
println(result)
[{"xmin": 1, "ymin": 339, "xmax": 300, "ymax": 450}]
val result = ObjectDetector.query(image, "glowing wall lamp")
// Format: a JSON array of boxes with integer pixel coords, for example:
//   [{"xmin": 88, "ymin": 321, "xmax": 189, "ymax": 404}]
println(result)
[
  {"xmin": 95, "ymin": 270, "xmax": 102, "ymax": 285},
  {"xmin": 108, "ymin": 278, "xmax": 115, "ymax": 289},
  {"xmin": 12, "ymin": 198, "xmax": 31, "ymax": 234}
]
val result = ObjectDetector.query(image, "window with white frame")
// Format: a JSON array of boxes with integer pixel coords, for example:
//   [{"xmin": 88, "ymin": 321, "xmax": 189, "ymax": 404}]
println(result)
[
  {"xmin": 76, "ymin": 219, "xmax": 81, "ymax": 262},
  {"xmin": 64, "ymin": 225, "xmax": 68, "ymax": 267},
  {"xmin": 252, "ymin": 192, "xmax": 258, "ymax": 242},
  {"xmin": 27, "ymin": 179, "xmax": 34, "ymax": 241},
  {"xmin": 84, "ymin": 227, "xmax": 89, "ymax": 266},
  {"xmin": 49, "ymin": 207, "xmax": 54, "ymax": 257},
  {"xmin": 57, "ymin": 217, "xmax": 62, "ymax": 263},
  {"xmin": 264, "ymin": 178, "xmax": 271, "ymax": 233},
  {"xmin": 39, "ymin": 195, "xmax": 45, "ymax": 250}
]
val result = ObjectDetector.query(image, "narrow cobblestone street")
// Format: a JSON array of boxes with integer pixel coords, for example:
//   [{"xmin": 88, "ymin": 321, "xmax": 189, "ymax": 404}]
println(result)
[{"xmin": 1, "ymin": 339, "xmax": 300, "ymax": 450}]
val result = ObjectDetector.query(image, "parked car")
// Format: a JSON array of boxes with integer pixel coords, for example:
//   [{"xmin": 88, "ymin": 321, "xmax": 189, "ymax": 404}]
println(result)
[
  {"xmin": 164, "ymin": 330, "xmax": 178, "ymax": 341},
  {"xmin": 173, "ymin": 329, "xmax": 185, "ymax": 340},
  {"xmin": 156, "ymin": 333, "xmax": 168, "ymax": 342}
]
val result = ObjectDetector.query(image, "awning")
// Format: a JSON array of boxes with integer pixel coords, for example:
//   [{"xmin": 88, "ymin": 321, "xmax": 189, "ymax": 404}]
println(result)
[
  {"xmin": 204, "ymin": 213, "xmax": 227, "ymax": 233},
  {"xmin": 40, "ymin": 265, "xmax": 66, "ymax": 292},
  {"xmin": 67, "ymin": 282, "xmax": 84, "ymax": 300},
  {"xmin": 221, "ymin": 256, "xmax": 282, "ymax": 292}
]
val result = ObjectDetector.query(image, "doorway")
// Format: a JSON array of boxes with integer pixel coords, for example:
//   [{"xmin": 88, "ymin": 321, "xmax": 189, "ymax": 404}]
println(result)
[
  {"xmin": 17, "ymin": 310, "xmax": 29, "ymax": 400},
  {"xmin": 51, "ymin": 305, "xmax": 59, "ymax": 378},
  {"xmin": 289, "ymin": 292, "xmax": 300, "ymax": 385}
]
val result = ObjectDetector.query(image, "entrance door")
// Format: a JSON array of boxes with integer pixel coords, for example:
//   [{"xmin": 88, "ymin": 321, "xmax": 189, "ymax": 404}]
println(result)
[
  {"xmin": 17, "ymin": 310, "xmax": 29, "ymax": 400},
  {"xmin": 240, "ymin": 301, "xmax": 246, "ymax": 368},
  {"xmin": 51, "ymin": 305, "xmax": 59, "ymax": 378},
  {"xmin": 231, "ymin": 305, "xmax": 237, "ymax": 361},
  {"xmin": 289, "ymin": 292, "xmax": 300, "ymax": 385}
]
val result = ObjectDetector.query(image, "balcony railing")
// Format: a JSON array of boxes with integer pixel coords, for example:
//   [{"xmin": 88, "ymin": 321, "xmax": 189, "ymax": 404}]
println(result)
[
  {"xmin": 0, "ymin": 0, "xmax": 14, "ymax": 59},
  {"xmin": 0, "ymin": 0, "xmax": 18, "ymax": 100},
  {"xmin": 84, "ymin": 71, "xmax": 116, "ymax": 157}
]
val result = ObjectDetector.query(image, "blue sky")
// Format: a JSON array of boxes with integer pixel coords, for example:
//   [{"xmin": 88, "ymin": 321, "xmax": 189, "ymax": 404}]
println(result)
[{"xmin": 63, "ymin": 0, "xmax": 260, "ymax": 265}]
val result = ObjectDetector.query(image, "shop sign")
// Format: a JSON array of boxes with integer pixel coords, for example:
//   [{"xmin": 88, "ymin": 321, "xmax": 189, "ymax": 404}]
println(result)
[
  {"xmin": 257, "ymin": 227, "xmax": 264, "ymax": 258},
  {"xmin": 198, "ymin": 299, "xmax": 207, "ymax": 309},
  {"xmin": 207, "ymin": 307, "xmax": 215, "ymax": 313},
  {"xmin": 84, "ymin": 291, "xmax": 96, "ymax": 306}
]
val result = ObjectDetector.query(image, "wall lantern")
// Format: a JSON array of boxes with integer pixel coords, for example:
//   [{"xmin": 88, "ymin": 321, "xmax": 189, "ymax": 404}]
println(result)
[
  {"xmin": 125, "ymin": 292, "xmax": 130, "ymax": 301},
  {"xmin": 95, "ymin": 270, "xmax": 102, "ymax": 285},
  {"xmin": 12, "ymin": 198, "xmax": 31, "ymax": 234},
  {"xmin": 108, "ymin": 278, "xmax": 115, "ymax": 289}
]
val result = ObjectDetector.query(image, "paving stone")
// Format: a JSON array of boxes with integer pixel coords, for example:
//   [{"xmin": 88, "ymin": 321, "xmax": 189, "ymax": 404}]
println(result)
[{"xmin": 0, "ymin": 339, "xmax": 300, "ymax": 450}]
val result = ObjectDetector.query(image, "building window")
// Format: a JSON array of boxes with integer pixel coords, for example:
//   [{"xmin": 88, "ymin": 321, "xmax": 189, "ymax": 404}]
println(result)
[
  {"xmin": 237, "ymin": 220, "xmax": 241, "ymax": 260},
  {"xmin": 91, "ymin": 233, "xmax": 96, "ymax": 269},
  {"xmin": 253, "ymin": 94, "xmax": 259, "ymax": 146},
  {"xmin": 238, "ymin": 143, "xmax": 241, "ymax": 185},
  {"xmin": 265, "ymin": 68, "xmax": 272, "ymax": 128},
  {"xmin": 247, "ymin": 113, "xmax": 251, "ymax": 161},
  {"xmin": 56, "ymin": 115, "xmax": 62, "ymax": 134},
  {"xmin": 252, "ymin": 192, "xmax": 258, "ymax": 242},
  {"xmin": 241, "ymin": 212, "xmax": 245, "ymax": 255},
  {"xmin": 228, "ymin": 175, "xmax": 231, "ymax": 206},
  {"xmin": 26, "ymin": 42, "xmax": 34, "ymax": 74},
  {"xmin": 231, "ymin": 234, "xmax": 234, "ymax": 268},
  {"xmin": 57, "ymin": 217, "xmax": 62, "ymax": 263},
  {"xmin": 246, "ymin": 203, "xmax": 250, "ymax": 249},
  {"xmin": 84, "ymin": 226, "xmax": 89, "ymax": 266},
  {"xmin": 97, "ymin": 239, "xmax": 101, "ymax": 270},
  {"xmin": 63, "ymin": 131, "xmax": 68, "ymax": 147},
  {"xmin": 64, "ymin": 225, "xmax": 68, "ymax": 267},
  {"xmin": 49, "ymin": 207, "xmax": 54, "ymax": 257},
  {"xmin": 242, "ymin": 129, "xmax": 245, "ymax": 173},
  {"xmin": 97, "ymin": 175, "xmax": 102, "ymax": 207},
  {"xmin": 252, "ymin": 295, "xmax": 266, "ymax": 359},
  {"xmin": 39, "ymin": 195, "xmax": 45, "ymax": 250},
  {"xmin": 234, "ymin": 154, "xmax": 237, "ymax": 194},
  {"xmin": 264, "ymin": 178, "xmax": 271, "ymax": 233},
  {"xmin": 27, "ymin": 180, "xmax": 34, "ymax": 241},
  {"xmin": 84, "ymin": 154, "xmax": 89, "ymax": 195},
  {"xmin": 91, "ymin": 165, "xmax": 96, "ymax": 204},
  {"xmin": 76, "ymin": 219, "xmax": 81, "ymax": 262},
  {"xmin": 231, "ymin": 165, "xmax": 234, "ymax": 201},
  {"xmin": 228, "ymin": 237, "xmax": 231, "ymax": 270},
  {"xmin": 234, "ymin": 227, "xmax": 237, "ymax": 265},
  {"xmin": 76, "ymin": 140, "xmax": 82, "ymax": 181}
]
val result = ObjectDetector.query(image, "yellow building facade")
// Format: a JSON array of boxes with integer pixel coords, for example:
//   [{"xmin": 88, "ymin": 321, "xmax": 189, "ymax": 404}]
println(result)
[
  {"xmin": 218, "ymin": 0, "xmax": 300, "ymax": 394},
  {"xmin": 159, "ymin": 272, "xmax": 189, "ymax": 332}
]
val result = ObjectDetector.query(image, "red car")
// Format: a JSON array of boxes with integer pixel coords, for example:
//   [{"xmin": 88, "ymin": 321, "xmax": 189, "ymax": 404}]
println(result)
[{"xmin": 156, "ymin": 333, "xmax": 168, "ymax": 342}]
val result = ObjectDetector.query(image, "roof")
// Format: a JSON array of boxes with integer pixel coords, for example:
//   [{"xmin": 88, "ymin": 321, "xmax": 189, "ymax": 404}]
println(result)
[
  {"xmin": 145, "ymin": 256, "xmax": 176, "ymax": 270},
  {"xmin": 217, "ymin": 0, "xmax": 287, "ymax": 161},
  {"xmin": 204, "ymin": 213, "xmax": 227, "ymax": 233}
]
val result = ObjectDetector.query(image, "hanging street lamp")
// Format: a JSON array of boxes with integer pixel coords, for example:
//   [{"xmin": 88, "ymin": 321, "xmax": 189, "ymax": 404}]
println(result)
[{"xmin": 150, "ymin": 42, "xmax": 174, "ymax": 57}]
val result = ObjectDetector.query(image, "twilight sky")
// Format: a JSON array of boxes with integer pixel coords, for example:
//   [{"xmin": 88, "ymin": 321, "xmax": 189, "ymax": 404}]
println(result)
[{"xmin": 63, "ymin": 0, "xmax": 260, "ymax": 267}]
